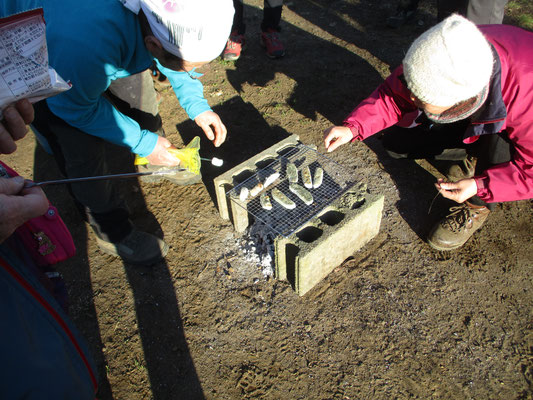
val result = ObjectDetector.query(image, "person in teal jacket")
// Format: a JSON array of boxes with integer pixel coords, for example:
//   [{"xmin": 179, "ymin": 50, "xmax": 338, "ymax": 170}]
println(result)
[{"xmin": 0, "ymin": 0, "xmax": 234, "ymax": 265}]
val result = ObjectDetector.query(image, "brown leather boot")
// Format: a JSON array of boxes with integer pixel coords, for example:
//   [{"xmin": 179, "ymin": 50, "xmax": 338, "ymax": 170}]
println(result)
[{"xmin": 427, "ymin": 201, "xmax": 490, "ymax": 251}]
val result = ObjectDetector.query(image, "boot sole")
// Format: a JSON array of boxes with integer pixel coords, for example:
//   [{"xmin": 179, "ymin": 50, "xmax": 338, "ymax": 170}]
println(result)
[
  {"xmin": 95, "ymin": 237, "xmax": 169, "ymax": 266},
  {"xmin": 427, "ymin": 238, "xmax": 465, "ymax": 251}
]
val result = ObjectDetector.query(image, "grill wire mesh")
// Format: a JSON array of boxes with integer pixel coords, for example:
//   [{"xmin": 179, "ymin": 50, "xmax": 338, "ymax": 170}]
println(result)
[{"xmin": 226, "ymin": 144, "xmax": 357, "ymax": 237}]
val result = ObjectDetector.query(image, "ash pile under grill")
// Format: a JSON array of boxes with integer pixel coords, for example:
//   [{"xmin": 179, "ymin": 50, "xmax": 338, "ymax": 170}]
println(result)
[{"xmin": 238, "ymin": 221, "xmax": 276, "ymax": 278}]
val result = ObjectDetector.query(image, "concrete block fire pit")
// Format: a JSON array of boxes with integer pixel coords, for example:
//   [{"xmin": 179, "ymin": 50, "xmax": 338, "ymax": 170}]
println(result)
[{"xmin": 215, "ymin": 136, "xmax": 384, "ymax": 296}]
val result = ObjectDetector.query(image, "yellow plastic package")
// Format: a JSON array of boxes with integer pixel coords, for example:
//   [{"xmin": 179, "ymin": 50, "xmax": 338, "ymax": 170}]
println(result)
[{"xmin": 134, "ymin": 136, "xmax": 201, "ymax": 175}]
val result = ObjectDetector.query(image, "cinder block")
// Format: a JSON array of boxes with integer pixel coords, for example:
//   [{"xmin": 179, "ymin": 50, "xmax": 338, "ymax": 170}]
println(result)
[
  {"xmin": 275, "ymin": 189, "xmax": 384, "ymax": 296},
  {"xmin": 214, "ymin": 134, "xmax": 300, "ymax": 224}
]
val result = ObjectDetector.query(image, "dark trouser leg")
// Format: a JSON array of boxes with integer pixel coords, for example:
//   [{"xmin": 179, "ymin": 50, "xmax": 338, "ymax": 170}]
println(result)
[
  {"xmin": 32, "ymin": 100, "xmax": 133, "ymax": 242},
  {"xmin": 105, "ymin": 70, "xmax": 163, "ymax": 134},
  {"xmin": 381, "ymin": 121, "xmax": 468, "ymax": 161},
  {"xmin": 381, "ymin": 123, "xmax": 513, "ymax": 210},
  {"xmin": 398, "ymin": 0, "xmax": 420, "ymax": 12},
  {"xmin": 262, "ymin": 0, "xmax": 283, "ymax": 32},
  {"xmin": 437, "ymin": 0, "xmax": 468, "ymax": 22},
  {"xmin": 232, "ymin": 0, "xmax": 246, "ymax": 35}
]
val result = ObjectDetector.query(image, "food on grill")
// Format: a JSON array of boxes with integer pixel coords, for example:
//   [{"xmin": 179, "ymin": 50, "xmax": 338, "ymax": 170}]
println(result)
[
  {"xmin": 312, "ymin": 166, "xmax": 323, "ymax": 189},
  {"xmin": 286, "ymin": 162, "xmax": 298, "ymax": 183},
  {"xmin": 260, "ymin": 192, "xmax": 273, "ymax": 210},
  {"xmin": 302, "ymin": 166, "xmax": 313, "ymax": 188},
  {"xmin": 272, "ymin": 188, "xmax": 296, "ymax": 209},
  {"xmin": 239, "ymin": 187, "xmax": 249, "ymax": 202},
  {"xmin": 289, "ymin": 183, "xmax": 313, "ymax": 205},
  {"xmin": 249, "ymin": 182, "xmax": 264, "ymax": 197},
  {"xmin": 263, "ymin": 172, "xmax": 280, "ymax": 189}
]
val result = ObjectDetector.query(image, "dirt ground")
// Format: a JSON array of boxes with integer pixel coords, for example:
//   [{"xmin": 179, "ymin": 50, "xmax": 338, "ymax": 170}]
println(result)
[{"xmin": 4, "ymin": 0, "xmax": 533, "ymax": 399}]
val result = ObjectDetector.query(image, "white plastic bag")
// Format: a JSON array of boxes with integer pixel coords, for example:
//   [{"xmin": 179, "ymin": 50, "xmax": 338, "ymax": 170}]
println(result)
[{"xmin": 0, "ymin": 8, "xmax": 70, "ymax": 119}]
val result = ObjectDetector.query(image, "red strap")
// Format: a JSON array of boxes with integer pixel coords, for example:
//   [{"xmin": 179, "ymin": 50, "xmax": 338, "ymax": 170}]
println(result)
[{"xmin": 0, "ymin": 255, "xmax": 98, "ymax": 392}]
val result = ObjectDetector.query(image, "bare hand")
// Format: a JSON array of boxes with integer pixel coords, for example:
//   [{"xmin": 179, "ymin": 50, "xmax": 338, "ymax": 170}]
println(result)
[
  {"xmin": 0, "ymin": 99, "xmax": 34, "ymax": 154},
  {"xmin": 323, "ymin": 126, "xmax": 353, "ymax": 153},
  {"xmin": 194, "ymin": 111, "xmax": 227, "ymax": 147},
  {"xmin": 145, "ymin": 136, "xmax": 181, "ymax": 166},
  {"xmin": 435, "ymin": 178, "xmax": 478, "ymax": 204},
  {"xmin": 0, "ymin": 176, "xmax": 49, "ymax": 243}
]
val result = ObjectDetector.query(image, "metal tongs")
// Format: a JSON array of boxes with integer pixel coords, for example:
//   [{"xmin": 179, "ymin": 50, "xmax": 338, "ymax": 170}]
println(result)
[
  {"xmin": 23, "ymin": 168, "xmax": 186, "ymax": 188},
  {"xmin": 23, "ymin": 157, "xmax": 223, "ymax": 188}
]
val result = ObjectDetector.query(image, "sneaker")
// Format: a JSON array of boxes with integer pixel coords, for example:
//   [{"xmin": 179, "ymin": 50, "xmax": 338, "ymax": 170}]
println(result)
[
  {"xmin": 427, "ymin": 201, "xmax": 490, "ymax": 251},
  {"xmin": 96, "ymin": 229, "xmax": 169, "ymax": 265},
  {"xmin": 386, "ymin": 9, "xmax": 417, "ymax": 28},
  {"xmin": 138, "ymin": 163, "xmax": 202, "ymax": 185},
  {"xmin": 446, "ymin": 155, "xmax": 477, "ymax": 182},
  {"xmin": 260, "ymin": 29, "xmax": 285, "ymax": 59},
  {"xmin": 223, "ymin": 32, "xmax": 245, "ymax": 61}
]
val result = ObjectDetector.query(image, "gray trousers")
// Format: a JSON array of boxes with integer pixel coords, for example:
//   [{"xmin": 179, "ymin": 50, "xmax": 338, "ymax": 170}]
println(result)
[
  {"xmin": 437, "ymin": 0, "xmax": 509, "ymax": 24},
  {"xmin": 397, "ymin": 0, "xmax": 508, "ymax": 24},
  {"xmin": 32, "ymin": 70, "xmax": 162, "ymax": 242}
]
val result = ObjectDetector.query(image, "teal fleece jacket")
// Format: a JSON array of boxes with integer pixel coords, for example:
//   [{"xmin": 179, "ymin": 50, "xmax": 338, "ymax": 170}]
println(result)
[{"xmin": 1, "ymin": 0, "xmax": 211, "ymax": 157}]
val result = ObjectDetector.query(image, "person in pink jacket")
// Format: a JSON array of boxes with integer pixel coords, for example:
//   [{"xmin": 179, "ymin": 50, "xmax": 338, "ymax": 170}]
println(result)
[{"xmin": 324, "ymin": 14, "xmax": 533, "ymax": 251}]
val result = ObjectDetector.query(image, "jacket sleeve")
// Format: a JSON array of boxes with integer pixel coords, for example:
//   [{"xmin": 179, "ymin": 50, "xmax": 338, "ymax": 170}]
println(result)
[
  {"xmin": 343, "ymin": 65, "xmax": 418, "ymax": 140},
  {"xmin": 155, "ymin": 59, "xmax": 211, "ymax": 121},
  {"xmin": 475, "ymin": 120, "xmax": 533, "ymax": 203}
]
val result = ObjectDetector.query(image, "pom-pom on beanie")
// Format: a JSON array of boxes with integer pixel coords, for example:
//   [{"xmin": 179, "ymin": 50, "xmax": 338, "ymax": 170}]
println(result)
[{"xmin": 403, "ymin": 14, "xmax": 494, "ymax": 107}]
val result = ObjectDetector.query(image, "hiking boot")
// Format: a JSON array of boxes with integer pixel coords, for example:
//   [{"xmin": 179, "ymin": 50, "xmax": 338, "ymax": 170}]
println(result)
[
  {"xmin": 427, "ymin": 201, "xmax": 490, "ymax": 251},
  {"xmin": 95, "ymin": 229, "xmax": 169, "ymax": 265},
  {"xmin": 138, "ymin": 163, "xmax": 202, "ymax": 185},
  {"xmin": 446, "ymin": 155, "xmax": 477, "ymax": 182},
  {"xmin": 223, "ymin": 31, "xmax": 245, "ymax": 61},
  {"xmin": 386, "ymin": 9, "xmax": 417, "ymax": 28},
  {"xmin": 260, "ymin": 29, "xmax": 285, "ymax": 59}
]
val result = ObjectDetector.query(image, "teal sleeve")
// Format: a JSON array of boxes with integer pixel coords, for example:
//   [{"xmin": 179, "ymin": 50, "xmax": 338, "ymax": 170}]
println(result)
[
  {"xmin": 155, "ymin": 59, "xmax": 212, "ymax": 121},
  {"xmin": 47, "ymin": 94, "xmax": 159, "ymax": 157}
]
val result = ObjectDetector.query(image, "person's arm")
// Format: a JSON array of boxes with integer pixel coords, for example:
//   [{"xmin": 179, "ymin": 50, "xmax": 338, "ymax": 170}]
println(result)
[
  {"xmin": 155, "ymin": 60, "xmax": 228, "ymax": 147},
  {"xmin": 324, "ymin": 65, "xmax": 417, "ymax": 152},
  {"xmin": 342, "ymin": 65, "xmax": 416, "ymax": 141}
]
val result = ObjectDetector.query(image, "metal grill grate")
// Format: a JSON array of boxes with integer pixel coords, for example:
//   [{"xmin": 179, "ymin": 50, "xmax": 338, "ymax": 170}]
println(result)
[{"xmin": 226, "ymin": 144, "xmax": 357, "ymax": 237}]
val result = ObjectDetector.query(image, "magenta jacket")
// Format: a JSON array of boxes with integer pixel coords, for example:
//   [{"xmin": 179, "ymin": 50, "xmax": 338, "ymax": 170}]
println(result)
[{"xmin": 343, "ymin": 24, "xmax": 533, "ymax": 204}]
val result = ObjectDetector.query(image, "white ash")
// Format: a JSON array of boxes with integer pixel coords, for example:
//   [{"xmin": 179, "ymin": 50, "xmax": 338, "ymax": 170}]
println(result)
[{"xmin": 238, "ymin": 220, "xmax": 277, "ymax": 278}]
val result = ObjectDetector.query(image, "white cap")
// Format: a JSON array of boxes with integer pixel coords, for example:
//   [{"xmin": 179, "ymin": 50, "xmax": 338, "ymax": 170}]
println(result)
[
  {"xmin": 121, "ymin": 0, "xmax": 234, "ymax": 62},
  {"xmin": 403, "ymin": 14, "xmax": 494, "ymax": 107}
]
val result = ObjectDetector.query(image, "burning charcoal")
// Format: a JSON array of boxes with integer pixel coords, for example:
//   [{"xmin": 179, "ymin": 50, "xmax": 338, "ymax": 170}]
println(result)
[
  {"xmin": 302, "ymin": 165, "xmax": 313, "ymax": 189},
  {"xmin": 313, "ymin": 166, "xmax": 323, "ymax": 189},
  {"xmin": 260, "ymin": 192, "xmax": 273, "ymax": 210},
  {"xmin": 289, "ymin": 183, "xmax": 314, "ymax": 205},
  {"xmin": 272, "ymin": 188, "xmax": 296, "ymax": 210},
  {"xmin": 286, "ymin": 162, "xmax": 298, "ymax": 183}
]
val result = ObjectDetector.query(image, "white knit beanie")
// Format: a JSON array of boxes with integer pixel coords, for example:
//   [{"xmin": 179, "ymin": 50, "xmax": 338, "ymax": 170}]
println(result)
[
  {"xmin": 403, "ymin": 14, "xmax": 494, "ymax": 107},
  {"xmin": 120, "ymin": 0, "xmax": 234, "ymax": 62}
]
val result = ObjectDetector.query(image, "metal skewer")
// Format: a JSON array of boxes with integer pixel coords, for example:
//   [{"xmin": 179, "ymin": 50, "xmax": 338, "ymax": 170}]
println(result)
[{"xmin": 23, "ymin": 168, "xmax": 186, "ymax": 188}]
